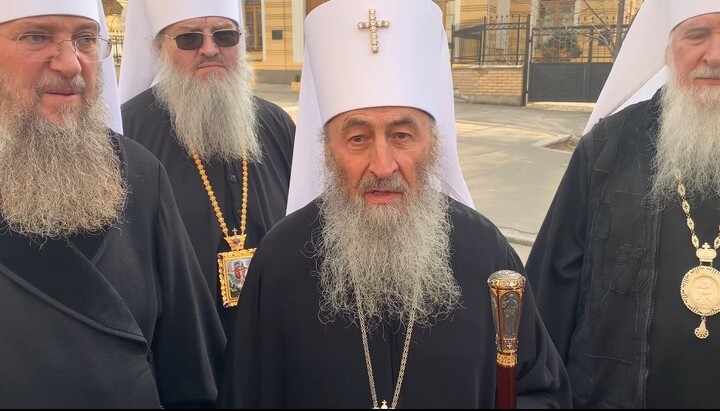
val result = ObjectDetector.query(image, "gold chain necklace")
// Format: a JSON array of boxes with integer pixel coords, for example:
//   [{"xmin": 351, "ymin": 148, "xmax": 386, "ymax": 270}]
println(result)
[
  {"xmin": 677, "ymin": 177, "xmax": 720, "ymax": 339},
  {"xmin": 356, "ymin": 297, "xmax": 416, "ymax": 409},
  {"xmin": 193, "ymin": 152, "xmax": 255, "ymax": 308}
]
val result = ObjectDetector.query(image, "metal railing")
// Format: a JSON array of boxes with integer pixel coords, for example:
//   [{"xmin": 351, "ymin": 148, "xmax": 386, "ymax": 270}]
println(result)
[
  {"xmin": 452, "ymin": 18, "xmax": 629, "ymax": 66},
  {"xmin": 451, "ymin": 15, "xmax": 530, "ymax": 66}
]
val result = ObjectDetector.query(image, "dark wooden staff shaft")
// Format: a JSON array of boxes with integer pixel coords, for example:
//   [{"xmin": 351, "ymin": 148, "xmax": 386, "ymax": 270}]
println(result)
[{"xmin": 496, "ymin": 363, "xmax": 516, "ymax": 409}]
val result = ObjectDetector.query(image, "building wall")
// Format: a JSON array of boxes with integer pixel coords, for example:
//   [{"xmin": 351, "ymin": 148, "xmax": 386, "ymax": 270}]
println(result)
[
  {"xmin": 510, "ymin": 0, "xmax": 532, "ymax": 16},
  {"xmin": 250, "ymin": 0, "xmax": 302, "ymax": 84},
  {"xmin": 452, "ymin": 66, "xmax": 525, "ymax": 105},
  {"xmin": 460, "ymin": 0, "xmax": 496, "ymax": 22}
]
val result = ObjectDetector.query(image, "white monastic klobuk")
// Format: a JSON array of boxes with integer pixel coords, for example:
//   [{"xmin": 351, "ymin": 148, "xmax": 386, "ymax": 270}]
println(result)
[{"xmin": 286, "ymin": 0, "xmax": 475, "ymax": 214}]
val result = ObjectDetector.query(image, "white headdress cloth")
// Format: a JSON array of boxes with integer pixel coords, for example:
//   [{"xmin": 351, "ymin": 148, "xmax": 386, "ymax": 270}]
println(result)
[
  {"xmin": 118, "ymin": 0, "xmax": 243, "ymax": 103},
  {"xmin": 584, "ymin": 0, "xmax": 720, "ymax": 134},
  {"xmin": 0, "ymin": 0, "xmax": 123, "ymax": 134},
  {"xmin": 0, "ymin": 0, "xmax": 97, "ymax": 24},
  {"xmin": 286, "ymin": 0, "xmax": 474, "ymax": 214}
]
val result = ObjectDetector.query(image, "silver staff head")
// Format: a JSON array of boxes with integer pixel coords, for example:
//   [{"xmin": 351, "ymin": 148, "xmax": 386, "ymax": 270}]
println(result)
[{"xmin": 488, "ymin": 270, "xmax": 526, "ymax": 367}]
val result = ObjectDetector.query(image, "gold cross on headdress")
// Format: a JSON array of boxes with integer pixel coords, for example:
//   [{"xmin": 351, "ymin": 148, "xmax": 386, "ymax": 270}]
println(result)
[{"xmin": 357, "ymin": 8, "xmax": 390, "ymax": 53}]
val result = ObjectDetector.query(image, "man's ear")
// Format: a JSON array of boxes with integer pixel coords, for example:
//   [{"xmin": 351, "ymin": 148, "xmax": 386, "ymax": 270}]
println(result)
[{"xmin": 154, "ymin": 37, "xmax": 163, "ymax": 54}]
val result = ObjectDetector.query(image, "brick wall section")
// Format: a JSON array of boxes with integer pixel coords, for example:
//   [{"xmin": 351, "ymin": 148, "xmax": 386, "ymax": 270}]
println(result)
[{"xmin": 452, "ymin": 66, "xmax": 525, "ymax": 106}]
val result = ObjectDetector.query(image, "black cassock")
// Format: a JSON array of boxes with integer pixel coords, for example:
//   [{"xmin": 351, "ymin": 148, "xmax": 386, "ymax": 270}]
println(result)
[
  {"xmin": 220, "ymin": 199, "xmax": 571, "ymax": 408},
  {"xmin": 121, "ymin": 88, "xmax": 295, "ymax": 335},
  {"xmin": 0, "ymin": 133, "xmax": 226, "ymax": 408}
]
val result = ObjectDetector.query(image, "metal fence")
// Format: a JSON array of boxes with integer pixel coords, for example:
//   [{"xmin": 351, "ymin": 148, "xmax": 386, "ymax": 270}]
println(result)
[
  {"xmin": 451, "ymin": 18, "xmax": 629, "ymax": 66},
  {"xmin": 530, "ymin": 24, "xmax": 629, "ymax": 63},
  {"xmin": 451, "ymin": 15, "xmax": 531, "ymax": 66}
]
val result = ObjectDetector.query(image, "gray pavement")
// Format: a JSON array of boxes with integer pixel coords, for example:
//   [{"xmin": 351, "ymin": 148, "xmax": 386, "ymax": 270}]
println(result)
[{"xmin": 253, "ymin": 82, "xmax": 592, "ymax": 264}]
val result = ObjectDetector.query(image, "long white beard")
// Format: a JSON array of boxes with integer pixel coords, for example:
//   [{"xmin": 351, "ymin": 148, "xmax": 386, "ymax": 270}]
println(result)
[
  {"xmin": 0, "ymin": 73, "xmax": 126, "ymax": 238},
  {"xmin": 154, "ymin": 50, "xmax": 261, "ymax": 163},
  {"xmin": 316, "ymin": 142, "xmax": 461, "ymax": 329},
  {"xmin": 649, "ymin": 65, "xmax": 720, "ymax": 208}
]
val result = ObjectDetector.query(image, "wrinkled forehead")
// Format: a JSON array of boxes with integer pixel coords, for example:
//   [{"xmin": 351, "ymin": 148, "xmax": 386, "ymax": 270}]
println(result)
[
  {"xmin": 145, "ymin": 0, "xmax": 241, "ymax": 35},
  {"xmin": 0, "ymin": 0, "xmax": 100, "ymax": 26},
  {"xmin": 326, "ymin": 106, "xmax": 435, "ymax": 131},
  {"xmin": 0, "ymin": 14, "xmax": 99, "ymax": 34},
  {"xmin": 672, "ymin": 11, "xmax": 720, "ymax": 34},
  {"xmin": 161, "ymin": 16, "xmax": 238, "ymax": 34},
  {"xmin": 667, "ymin": 0, "xmax": 720, "ymax": 36}
]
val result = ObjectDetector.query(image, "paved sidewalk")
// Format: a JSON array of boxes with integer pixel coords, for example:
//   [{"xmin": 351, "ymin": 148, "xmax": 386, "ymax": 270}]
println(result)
[{"xmin": 253, "ymin": 82, "xmax": 592, "ymax": 262}]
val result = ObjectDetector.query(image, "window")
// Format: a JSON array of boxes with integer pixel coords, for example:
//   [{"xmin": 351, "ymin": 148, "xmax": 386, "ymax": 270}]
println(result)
[
  {"xmin": 539, "ymin": 0, "xmax": 575, "ymax": 27},
  {"xmin": 245, "ymin": 0, "xmax": 262, "ymax": 51}
]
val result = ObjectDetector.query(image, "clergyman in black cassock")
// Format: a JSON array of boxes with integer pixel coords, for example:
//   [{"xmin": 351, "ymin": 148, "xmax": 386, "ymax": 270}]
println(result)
[
  {"xmin": 220, "ymin": 199, "xmax": 572, "ymax": 408},
  {"xmin": 122, "ymin": 90, "xmax": 294, "ymax": 333},
  {"xmin": 0, "ymin": 133, "xmax": 226, "ymax": 408},
  {"xmin": 525, "ymin": 2, "xmax": 720, "ymax": 408},
  {"xmin": 220, "ymin": 0, "xmax": 570, "ymax": 407},
  {"xmin": 120, "ymin": 0, "xmax": 295, "ymax": 336},
  {"xmin": 0, "ymin": 1, "xmax": 225, "ymax": 406}
]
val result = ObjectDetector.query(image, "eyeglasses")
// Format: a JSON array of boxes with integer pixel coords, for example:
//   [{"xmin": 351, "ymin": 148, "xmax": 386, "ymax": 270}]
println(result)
[
  {"xmin": 162, "ymin": 29, "xmax": 242, "ymax": 50},
  {"xmin": 0, "ymin": 33, "xmax": 112, "ymax": 62}
]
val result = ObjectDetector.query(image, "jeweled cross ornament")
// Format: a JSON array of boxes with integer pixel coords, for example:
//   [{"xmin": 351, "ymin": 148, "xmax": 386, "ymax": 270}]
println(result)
[
  {"xmin": 357, "ymin": 8, "xmax": 390, "ymax": 53},
  {"xmin": 227, "ymin": 228, "xmax": 245, "ymax": 252}
]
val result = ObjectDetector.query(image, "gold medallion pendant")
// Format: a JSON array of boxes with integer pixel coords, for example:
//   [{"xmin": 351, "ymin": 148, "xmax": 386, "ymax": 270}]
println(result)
[
  {"xmin": 193, "ymin": 152, "xmax": 254, "ymax": 308},
  {"xmin": 680, "ymin": 245, "xmax": 720, "ymax": 339},
  {"xmin": 218, "ymin": 231, "xmax": 255, "ymax": 308},
  {"xmin": 676, "ymin": 176, "xmax": 720, "ymax": 339}
]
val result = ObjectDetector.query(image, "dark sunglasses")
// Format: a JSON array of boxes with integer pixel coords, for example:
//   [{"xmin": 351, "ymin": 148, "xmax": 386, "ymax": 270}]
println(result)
[{"xmin": 163, "ymin": 29, "xmax": 241, "ymax": 50}]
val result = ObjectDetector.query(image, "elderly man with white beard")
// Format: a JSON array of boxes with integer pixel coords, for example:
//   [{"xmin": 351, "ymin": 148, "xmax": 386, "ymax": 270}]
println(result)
[
  {"xmin": 526, "ymin": 0, "xmax": 720, "ymax": 408},
  {"xmin": 119, "ymin": 0, "xmax": 295, "ymax": 336},
  {"xmin": 219, "ymin": 0, "xmax": 571, "ymax": 408},
  {"xmin": 0, "ymin": 0, "xmax": 225, "ymax": 408}
]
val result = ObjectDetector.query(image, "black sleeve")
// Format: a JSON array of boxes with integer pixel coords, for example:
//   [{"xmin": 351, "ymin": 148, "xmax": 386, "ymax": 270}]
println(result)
[
  {"xmin": 218, "ymin": 235, "xmax": 268, "ymax": 409},
  {"xmin": 525, "ymin": 133, "xmax": 593, "ymax": 363},
  {"xmin": 151, "ymin": 161, "xmax": 227, "ymax": 407}
]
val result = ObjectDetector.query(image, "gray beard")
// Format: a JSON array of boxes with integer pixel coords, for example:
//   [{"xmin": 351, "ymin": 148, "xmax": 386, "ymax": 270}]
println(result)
[
  {"xmin": 154, "ymin": 50, "xmax": 262, "ymax": 163},
  {"xmin": 315, "ymin": 150, "xmax": 461, "ymax": 329},
  {"xmin": 649, "ymin": 65, "xmax": 720, "ymax": 208},
  {"xmin": 0, "ymin": 73, "xmax": 126, "ymax": 238}
]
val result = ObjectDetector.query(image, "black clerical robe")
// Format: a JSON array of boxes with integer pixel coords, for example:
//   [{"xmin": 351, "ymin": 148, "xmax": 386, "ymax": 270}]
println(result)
[
  {"xmin": 0, "ymin": 133, "xmax": 226, "ymax": 408},
  {"xmin": 121, "ymin": 88, "xmax": 295, "ymax": 335},
  {"xmin": 526, "ymin": 91, "xmax": 720, "ymax": 408},
  {"xmin": 220, "ymin": 199, "xmax": 572, "ymax": 408}
]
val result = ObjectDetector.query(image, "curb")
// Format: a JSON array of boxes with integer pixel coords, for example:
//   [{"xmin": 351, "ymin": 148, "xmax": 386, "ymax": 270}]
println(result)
[
  {"xmin": 498, "ymin": 227, "xmax": 536, "ymax": 247},
  {"xmin": 532, "ymin": 133, "xmax": 576, "ymax": 151}
]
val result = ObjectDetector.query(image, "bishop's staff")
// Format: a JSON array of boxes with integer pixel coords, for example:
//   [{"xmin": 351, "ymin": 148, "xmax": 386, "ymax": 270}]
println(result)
[{"xmin": 488, "ymin": 270, "xmax": 526, "ymax": 409}]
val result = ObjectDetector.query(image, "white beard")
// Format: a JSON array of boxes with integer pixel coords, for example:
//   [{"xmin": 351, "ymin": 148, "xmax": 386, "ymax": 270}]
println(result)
[
  {"xmin": 0, "ymin": 72, "xmax": 126, "ymax": 238},
  {"xmin": 154, "ymin": 49, "xmax": 262, "ymax": 163},
  {"xmin": 315, "ymin": 136, "xmax": 461, "ymax": 329},
  {"xmin": 649, "ymin": 64, "xmax": 720, "ymax": 208}
]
